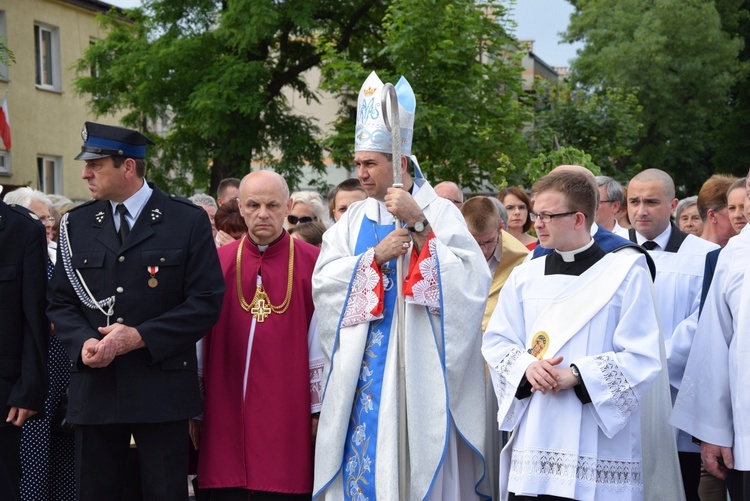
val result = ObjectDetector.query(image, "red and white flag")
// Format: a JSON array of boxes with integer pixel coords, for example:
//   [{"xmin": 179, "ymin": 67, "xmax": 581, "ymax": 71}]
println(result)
[{"xmin": 0, "ymin": 92, "xmax": 10, "ymax": 151}]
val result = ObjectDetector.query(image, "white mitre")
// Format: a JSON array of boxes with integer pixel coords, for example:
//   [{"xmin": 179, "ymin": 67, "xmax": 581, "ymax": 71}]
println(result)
[{"xmin": 354, "ymin": 71, "xmax": 416, "ymax": 157}]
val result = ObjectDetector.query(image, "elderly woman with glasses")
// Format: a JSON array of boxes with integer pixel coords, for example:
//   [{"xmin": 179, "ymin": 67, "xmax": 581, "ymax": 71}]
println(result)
[
  {"xmin": 498, "ymin": 186, "xmax": 537, "ymax": 250},
  {"xmin": 285, "ymin": 191, "xmax": 329, "ymax": 230}
]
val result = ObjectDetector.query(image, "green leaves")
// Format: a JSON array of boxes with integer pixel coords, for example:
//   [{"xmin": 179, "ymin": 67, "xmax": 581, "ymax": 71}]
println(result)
[{"xmin": 565, "ymin": 0, "xmax": 748, "ymax": 194}]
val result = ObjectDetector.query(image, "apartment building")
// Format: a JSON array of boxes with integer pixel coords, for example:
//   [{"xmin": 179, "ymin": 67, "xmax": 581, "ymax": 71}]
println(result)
[{"xmin": 0, "ymin": 0, "xmax": 124, "ymax": 200}]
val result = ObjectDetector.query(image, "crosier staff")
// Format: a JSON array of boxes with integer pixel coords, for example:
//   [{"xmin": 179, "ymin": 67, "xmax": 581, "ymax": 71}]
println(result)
[{"xmin": 381, "ymin": 82, "xmax": 409, "ymax": 499}]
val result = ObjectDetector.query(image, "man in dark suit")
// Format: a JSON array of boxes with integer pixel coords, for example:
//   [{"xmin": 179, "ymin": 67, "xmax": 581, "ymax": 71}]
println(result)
[
  {"xmin": 0, "ymin": 194, "xmax": 49, "ymax": 500},
  {"xmin": 47, "ymin": 122, "xmax": 225, "ymax": 501}
]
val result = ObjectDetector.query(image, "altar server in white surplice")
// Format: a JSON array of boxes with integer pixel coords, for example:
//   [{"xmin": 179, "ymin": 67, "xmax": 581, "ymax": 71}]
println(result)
[
  {"xmin": 483, "ymin": 170, "xmax": 662, "ymax": 501},
  {"xmin": 312, "ymin": 71, "xmax": 491, "ymax": 500},
  {"xmin": 626, "ymin": 169, "xmax": 719, "ymax": 501},
  {"xmin": 671, "ymin": 220, "xmax": 750, "ymax": 501}
]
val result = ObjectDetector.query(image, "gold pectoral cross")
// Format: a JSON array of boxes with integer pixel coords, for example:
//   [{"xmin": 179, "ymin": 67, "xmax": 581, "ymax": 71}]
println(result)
[{"xmin": 250, "ymin": 287, "xmax": 272, "ymax": 322}]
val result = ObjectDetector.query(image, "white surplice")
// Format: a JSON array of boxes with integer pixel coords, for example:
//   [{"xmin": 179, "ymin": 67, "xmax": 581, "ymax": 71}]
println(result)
[
  {"xmin": 312, "ymin": 179, "xmax": 492, "ymax": 500},
  {"xmin": 671, "ymin": 230, "xmax": 750, "ymax": 470},
  {"xmin": 483, "ymin": 252, "xmax": 661, "ymax": 501},
  {"xmin": 647, "ymin": 234, "xmax": 719, "ymax": 452}
]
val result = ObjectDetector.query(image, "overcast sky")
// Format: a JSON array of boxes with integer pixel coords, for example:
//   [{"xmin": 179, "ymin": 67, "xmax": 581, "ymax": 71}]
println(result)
[{"xmin": 105, "ymin": 0, "xmax": 580, "ymax": 67}]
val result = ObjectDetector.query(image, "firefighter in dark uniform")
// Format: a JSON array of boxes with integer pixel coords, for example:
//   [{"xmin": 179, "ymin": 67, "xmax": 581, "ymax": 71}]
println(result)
[
  {"xmin": 0, "ymin": 192, "xmax": 49, "ymax": 501},
  {"xmin": 47, "ymin": 123, "xmax": 224, "ymax": 501}
]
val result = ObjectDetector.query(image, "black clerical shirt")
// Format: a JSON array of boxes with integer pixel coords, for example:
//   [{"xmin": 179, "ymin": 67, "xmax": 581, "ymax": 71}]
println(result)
[{"xmin": 544, "ymin": 242, "xmax": 606, "ymax": 277}]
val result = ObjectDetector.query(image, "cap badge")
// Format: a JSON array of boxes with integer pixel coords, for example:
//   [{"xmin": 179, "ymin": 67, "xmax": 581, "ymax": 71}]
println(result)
[{"xmin": 81, "ymin": 124, "xmax": 88, "ymax": 142}]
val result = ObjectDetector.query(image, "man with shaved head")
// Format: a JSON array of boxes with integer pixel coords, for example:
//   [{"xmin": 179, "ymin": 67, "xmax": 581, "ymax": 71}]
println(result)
[
  {"xmin": 434, "ymin": 181, "xmax": 464, "ymax": 208},
  {"xmin": 198, "ymin": 170, "xmax": 323, "ymax": 499},
  {"xmin": 627, "ymin": 168, "xmax": 719, "ymax": 501}
]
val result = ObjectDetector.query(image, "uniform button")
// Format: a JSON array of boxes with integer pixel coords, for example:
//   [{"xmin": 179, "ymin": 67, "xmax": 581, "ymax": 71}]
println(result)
[
  {"xmin": 183, "ymin": 361, "xmax": 187, "ymax": 367},
  {"xmin": 116, "ymin": 317, "xmax": 124, "ymax": 323},
  {"xmin": 83, "ymin": 258, "xmax": 88, "ymax": 264},
  {"xmin": 118, "ymin": 256, "xmax": 125, "ymax": 262},
  {"xmin": 160, "ymin": 257, "xmax": 166, "ymax": 263},
  {"xmin": 116, "ymin": 287, "xmax": 124, "ymax": 293}
]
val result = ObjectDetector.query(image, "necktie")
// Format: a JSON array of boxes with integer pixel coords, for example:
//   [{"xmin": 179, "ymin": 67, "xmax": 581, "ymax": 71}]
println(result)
[
  {"xmin": 116, "ymin": 204, "xmax": 130, "ymax": 244},
  {"xmin": 642, "ymin": 240, "xmax": 658, "ymax": 251}
]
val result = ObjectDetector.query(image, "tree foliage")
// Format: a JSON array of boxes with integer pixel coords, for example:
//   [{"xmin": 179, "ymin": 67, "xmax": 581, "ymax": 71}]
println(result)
[
  {"xmin": 527, "ymin": 79, "xmax": 643, "ymax": 180},
  {"xmin": 564, "ymin": 0, "xmax": 747, "ymax": 195},
  {"xmin": 319, "ymin": 0, "xmax": 530, "ymax": 192},
  {"xmin": 75, "ymin": 0, "xmax": 388, "ymax": 194}
]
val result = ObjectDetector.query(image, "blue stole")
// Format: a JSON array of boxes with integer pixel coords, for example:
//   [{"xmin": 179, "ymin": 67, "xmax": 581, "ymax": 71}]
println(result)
[{"xmin": 343, "ymin": 216, "xmax": 398, "ymax": 500}]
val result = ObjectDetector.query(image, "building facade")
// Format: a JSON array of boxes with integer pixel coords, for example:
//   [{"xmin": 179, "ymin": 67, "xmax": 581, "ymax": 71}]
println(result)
[{"xmin": 0, "ymin": 0, "xmax": 125, "ymax": 201}]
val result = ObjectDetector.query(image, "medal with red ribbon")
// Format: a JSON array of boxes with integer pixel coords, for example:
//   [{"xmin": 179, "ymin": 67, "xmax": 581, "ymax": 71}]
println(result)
[{"xmin": 147, "ymin": 266, "xmax": 159, "ymax": 288}]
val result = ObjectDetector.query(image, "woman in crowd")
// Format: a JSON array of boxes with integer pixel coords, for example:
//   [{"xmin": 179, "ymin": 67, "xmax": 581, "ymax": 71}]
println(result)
[
  {"xmin": 498, "ymin": 186, "xmax": 537, "ymax": 250},
  {"xmin": 726, "ymin": 177, "xmax": 747, "ymax": 234},
  {"xmin": 285, "ymin": 191, "xmax": 329, "ymax": 230},
  {"xmin": 675, "ymin": 195, "xmax": 703, "ymax": 236},
  {"xmin": 214, "ymin": 198, "xmax": 247, "ymax": 245}
]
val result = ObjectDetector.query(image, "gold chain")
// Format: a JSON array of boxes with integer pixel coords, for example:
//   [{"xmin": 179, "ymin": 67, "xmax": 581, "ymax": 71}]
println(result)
[{"xmin": 236, "ymin": 235, "xmax": 294, "ymax": 321}]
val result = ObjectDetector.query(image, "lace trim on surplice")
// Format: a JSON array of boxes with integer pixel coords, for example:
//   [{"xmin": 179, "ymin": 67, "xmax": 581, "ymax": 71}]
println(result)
[
  {"xmin": 309, "ymin": 358, "xmax": 325, "ymax": 413},
  {"xmin": 510, "ymin": 448, "xmax": 642, "ymax": 491},
  {"xmin": 342, "ymin": 249, "xmax": 382, "ymax": 328},
  {"xmin": 492, "ymin": 347, "xmax": 524, "ymax": 403},
  {"xmin": 593, "ymin": 353, "xmax": 638, "ymax": 427},
  {"xmin": 406, "ymin": 238, "xmax": 440, "ymax": 314}
]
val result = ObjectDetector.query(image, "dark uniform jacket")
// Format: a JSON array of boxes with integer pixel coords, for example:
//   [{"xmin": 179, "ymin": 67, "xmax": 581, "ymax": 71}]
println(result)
[
  {"xmin": 47, "ymin": 184, "xmax": 224, "ymax": 425},
  {"xmin": 0, "ymin": 201, "xmax": 49, "ymax": 425}
]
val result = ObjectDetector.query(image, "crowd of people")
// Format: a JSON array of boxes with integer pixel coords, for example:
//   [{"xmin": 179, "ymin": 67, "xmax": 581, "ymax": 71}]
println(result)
[{"xmin": 2, "ymin": 70, "xmax": 749, "ymax": 501}]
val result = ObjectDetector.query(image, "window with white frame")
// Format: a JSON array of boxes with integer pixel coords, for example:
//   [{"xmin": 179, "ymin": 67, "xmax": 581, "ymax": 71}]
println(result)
[
  {"xmin": 0, "ymin": 12, "xmax": 8, "ymax": 81},
  {"xmin": 34, "ymin": 23, "xmax": 61, "ymax": 91},
  {"xmin": 0, "ymin": 151, "xmax": 9, "ymax": 175},
  {"xmin": 37, "ymin": 155, "xmax": 62, "ymax": 193}
]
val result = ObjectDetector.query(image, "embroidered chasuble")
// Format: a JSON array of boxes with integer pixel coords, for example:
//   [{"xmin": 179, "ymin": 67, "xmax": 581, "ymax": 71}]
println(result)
[
  {"xmin": 312, "ymin": 181, "xmax": 492, "ymax": 500},
  {"xmin": 199, "ymin": 232, "xmax": 322, "ymax": 493},
  {"xmin": 483, "ymin": 243, "xmax": 662, "ymax": 501}
]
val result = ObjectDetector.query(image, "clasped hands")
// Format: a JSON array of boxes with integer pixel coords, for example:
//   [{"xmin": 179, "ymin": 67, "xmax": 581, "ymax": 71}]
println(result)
[
  {"xmin": 82, "ymin": 323, "xmax": 145, "ymax": 368},
  {"xmin": 525, "ymin": 355, "xmax": 579, "ymax": 395},
  {"xmin": 374, "ymin": 187, "xmax": 427, "ymax": 265}
]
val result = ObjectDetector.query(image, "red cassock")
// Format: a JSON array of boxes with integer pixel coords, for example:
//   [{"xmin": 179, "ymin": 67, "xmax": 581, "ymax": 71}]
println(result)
[{"xmin": 198, "ymin": 231, "xmax": 319, "ymax": 493}]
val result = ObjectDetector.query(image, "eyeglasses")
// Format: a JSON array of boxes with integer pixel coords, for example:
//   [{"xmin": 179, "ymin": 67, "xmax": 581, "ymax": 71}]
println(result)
[
  {"xmin": 477, "ymin": 237, "xmax": 499, "ymax": 249},
  {"xmin": 39, "ymin": 216, "xmax": 56, "ymax": 225},
  {"xmin": 287, "ymin": 215, "xmax": 316, "ymax": 225},
  {"xmin": 529, "ymin": 211, "xmax": 578, "ymax": 223}
]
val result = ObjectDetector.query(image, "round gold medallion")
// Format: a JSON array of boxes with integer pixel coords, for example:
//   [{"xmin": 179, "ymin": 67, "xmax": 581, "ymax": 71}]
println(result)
[
  {"xmin": 148, "ymin": 277, "xmax": 158, "ymax": 288},
  {"xmin": 528, "ymin": 331, "xmax": 550, "ymax": 360}
]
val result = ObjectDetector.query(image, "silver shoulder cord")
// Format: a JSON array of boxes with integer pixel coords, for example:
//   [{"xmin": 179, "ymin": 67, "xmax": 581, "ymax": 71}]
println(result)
[{"xmin": 59, "ymin": 212, "xmax": 116, "ymax": 326}]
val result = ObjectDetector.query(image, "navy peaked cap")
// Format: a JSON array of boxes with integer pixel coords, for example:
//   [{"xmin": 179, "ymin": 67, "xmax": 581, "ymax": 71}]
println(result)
[{"xmin": 75, "ymin": 121, "xmax": 156, "ymax": 161}]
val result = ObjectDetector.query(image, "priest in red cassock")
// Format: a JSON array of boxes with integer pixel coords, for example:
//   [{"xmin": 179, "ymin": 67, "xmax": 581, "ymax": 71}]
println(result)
[{"xmin": 197, "ymin": 170, "xmax": 324, "ymax": 500}]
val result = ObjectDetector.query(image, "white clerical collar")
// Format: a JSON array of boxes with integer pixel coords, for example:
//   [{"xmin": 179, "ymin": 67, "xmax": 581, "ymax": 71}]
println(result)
[
  {"xmin": 634, "ymin": 224, "xmax": 671, "ymax": 251},
  {"xmin": 110, "ymin": 179, "xmax": 152, "ymax": 229},
  {"xmin": 555, "ymin": 237, "xmax": 595, "ymax": 262}
]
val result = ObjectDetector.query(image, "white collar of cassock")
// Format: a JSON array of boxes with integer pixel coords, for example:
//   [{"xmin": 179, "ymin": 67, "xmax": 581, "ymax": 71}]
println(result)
[
  {"xmin": 633, "ymin": 223, "xmax": 672, "ymax": 250},
  {"xmin": 555, "ymin": 237, "xmax": 595, "ymax": 262}
]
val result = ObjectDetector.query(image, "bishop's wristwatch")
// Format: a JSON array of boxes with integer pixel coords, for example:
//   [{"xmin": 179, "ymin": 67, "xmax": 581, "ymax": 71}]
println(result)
[{"xmin": 408, "ymin": 219, "xmax": 429, "ymax": 233}]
